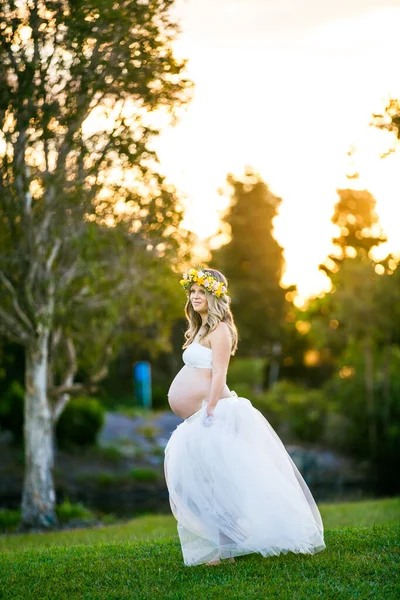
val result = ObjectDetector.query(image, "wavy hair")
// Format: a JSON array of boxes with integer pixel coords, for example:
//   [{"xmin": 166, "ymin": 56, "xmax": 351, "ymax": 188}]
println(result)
[{"xmin": 182, "ymin": 268, "xmax": 238, "ymax": 355}]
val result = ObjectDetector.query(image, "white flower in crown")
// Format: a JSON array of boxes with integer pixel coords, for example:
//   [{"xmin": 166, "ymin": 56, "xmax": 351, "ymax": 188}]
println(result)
[
  {"xmin": 222, "ymin": 286, "xmax": 227, "ymax": 293},
  {"xmin": 212, "ymin": 281, "xmax": 219, "ymax": 290},
  {"xmin": 204, "ymin": 280, "xmax": 210, "ymax": 287},
  {"xmin": 183, "ymin": 273, "xmax": 188, "ymax": 280},
  {"xmin": 197, "ymin": 270, "xmax": 205, "ymax": 278}
]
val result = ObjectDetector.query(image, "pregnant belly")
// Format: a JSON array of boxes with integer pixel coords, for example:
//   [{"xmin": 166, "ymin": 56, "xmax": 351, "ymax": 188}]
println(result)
[{"xmin": 168, "ymin": 365, "xmax": 230, "ymax": 419}]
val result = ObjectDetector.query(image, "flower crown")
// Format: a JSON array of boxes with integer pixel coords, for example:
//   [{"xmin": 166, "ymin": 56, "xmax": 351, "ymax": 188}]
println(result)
[{"xmin": 180, "ymin": 267, "xmax": 228, "ymax": 298}]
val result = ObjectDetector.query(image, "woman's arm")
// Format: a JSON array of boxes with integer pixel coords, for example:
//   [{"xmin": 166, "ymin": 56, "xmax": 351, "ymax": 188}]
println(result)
[{"xmin": 206, "ymin": 322, "xmax": 231, "ymax": 417}]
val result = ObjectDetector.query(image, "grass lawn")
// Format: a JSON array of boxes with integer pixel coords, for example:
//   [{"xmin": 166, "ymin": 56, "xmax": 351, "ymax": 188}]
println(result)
[{"xmin": 0, "ymin": 498, "xmax": 399, "ymax": 599}]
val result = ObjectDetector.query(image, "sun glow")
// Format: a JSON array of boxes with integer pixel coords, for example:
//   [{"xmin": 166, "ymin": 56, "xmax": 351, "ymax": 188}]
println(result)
[{"xmin": 154, "ymin": 0, "xmax": 400, "ymax": 303}]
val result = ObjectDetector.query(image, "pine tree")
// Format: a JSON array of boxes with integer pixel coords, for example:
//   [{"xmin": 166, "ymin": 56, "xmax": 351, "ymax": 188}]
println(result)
[{"xmin": 211, "ymin": 169, "xmax": 287, "ymax": 358}]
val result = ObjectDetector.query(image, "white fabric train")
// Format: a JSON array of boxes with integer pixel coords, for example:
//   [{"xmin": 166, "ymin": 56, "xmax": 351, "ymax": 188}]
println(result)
[{"xmin": 164, "ymin": 345, "xmax": 326, "ymax": 566}]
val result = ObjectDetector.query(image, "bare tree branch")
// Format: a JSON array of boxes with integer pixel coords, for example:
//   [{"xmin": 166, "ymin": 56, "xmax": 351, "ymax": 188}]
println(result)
[
  {"xmin": 90, "ymin": 343, "xmax": 113, "ymax": 383},
  {"xmin": 46, "ymin": 239, "xmax": 61, "ymax": 273},
  {"xmin": 0, "ymin": 271, "xmax": 34, "ymax": 332},
  {"xmin": 51, "ymin": 337, "xmax": 113, "ymax": 403},
  {"xmin": 49, "ymin": 382, "xmax": 98, "ymax": 399},
  {"xmin": 0, "ymin": 305, "xmax": 30, "ymax": 343},
  {"xmin": 52, "ymin": 337, "xmax": 77, "ymax": 422}
]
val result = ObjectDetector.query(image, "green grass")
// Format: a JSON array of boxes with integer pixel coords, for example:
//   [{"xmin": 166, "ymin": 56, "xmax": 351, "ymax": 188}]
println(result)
[
  {"xmin": 319, "ymin": 496, "xmax": 400, "ymax": 529},
  {"xmin": 0, "ymin": 513, "xmax": 177, "ymax": 553},
  {"xmin": 0, "ymin": 499, "xmax": 399, "ymax": 599},
  {"xmin": 1, "ymin": 497, "xmax": 398, "ymax": 554}
]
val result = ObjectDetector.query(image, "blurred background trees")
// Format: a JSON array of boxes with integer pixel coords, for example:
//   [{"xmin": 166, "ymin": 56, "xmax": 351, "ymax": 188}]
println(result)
[
  {"xmin": 211, "ymin": 169, "xmax": 287, "ymax": 357},
  {"xmin": 210, "ymin": 169, "xmax": 289, "ymax": 389},
  {"xmin": 0, "ymin": 0, "xmax": 192, "ymax": 529},
  {"xmin": 1, "ymin": 1, "xmax": 400, "ymax": 527},
  {"xmin": 294, "ymin": 184, "xmax": 400, "ymax": 493}
]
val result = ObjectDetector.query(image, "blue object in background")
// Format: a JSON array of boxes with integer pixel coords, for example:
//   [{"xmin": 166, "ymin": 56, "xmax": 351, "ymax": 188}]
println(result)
[{"xmin": 133, "ymin": 361, "xmax": 152, "ymax": 409}]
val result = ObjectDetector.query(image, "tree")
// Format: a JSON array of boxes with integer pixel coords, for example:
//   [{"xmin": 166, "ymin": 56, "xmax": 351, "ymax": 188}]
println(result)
[
  {"xmin": 322, "ymin": 260, "xmax": 400, "ymax": 492},
  {"xmin": 211, "ymin": 169, "xmax": 287, "ymax": 365},
  {"xmin": 318, "ymin": 187, "xmax": 386, "ymax": 459},
  {"xmin": 0, "ymin": 0, "xmax": 191, "ymax": 529},
  {"xmin": 319, "ymin": 188, "xmax": 386, "ymax": 279},
  {"xmin": 372, "ymin": 98, "xmax": 400, "ymax": 148},
  {"xmin": 329, "ymin": 258, "xmax": 382, "ymax": 459},
  {"xmin": 317, "ymin": 185, "xmax": 398, "ymax": 467}
]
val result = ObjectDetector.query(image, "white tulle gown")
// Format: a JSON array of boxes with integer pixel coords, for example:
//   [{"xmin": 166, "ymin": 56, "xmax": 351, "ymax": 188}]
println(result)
[{"xmin": 164, "ymin": 343, "xmax": 326, "ymax": 566}]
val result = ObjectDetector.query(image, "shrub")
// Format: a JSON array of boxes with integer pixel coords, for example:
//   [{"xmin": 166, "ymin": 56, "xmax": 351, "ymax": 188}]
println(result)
[
  {"xmin": 251, "ymin": 381, "xmax": 328, "ymax": 443},
  {"xmin": 90, "ymin": 472, "xmax": 123, "ymax": 487},
  {"xmin": 231, "ymin": 383, "xmax": 253, "ymax": 399},
  {"xmin": 322, "ymin": 345, "xmax": 400, "ymax": 494},
  {"xmin": 151, "ymin": 446, "xmax": 165, "ymax": 457},
  {"xmin": 285, "ymin": 388, "xmax": 327, "ymax": 443},
  {"xmin": 56, "ymin": 498, "xmax": 95, "ymax": 523},
  {"xmin": 250, "ymin": 392, "xmax": 284, "ymax": 431},
  {"xmin": 94, "ymin": 445, "xmax": 125, "ymax": 462},
  {"xmin": 0, "ymin": 381, "xmax": 24, "ymax": 442},
  {"xmin": 115, "ymin": 406, "xmax": 152, "ymax": 419},
  {"xmin": 151, "ymin": 383, "xmax": 170, "ymax": 409},
  {"xmin": 227, "ymin": 357, "xmax": 267, "ymax": 391},
  {"xmin": 0, "ymin": 508, "xmax": 20, "ymax": 533},
  {"xmin": 130, "ymin": 467, "xmax": 159, "ymax": 483},
  {"xmin": 56, "ymin": 396, "xmax": 105, "ymax": 449},
  {"xmin": 136, "ymin": 424, "xmax": 161, "ymax": 442},
  {"xmin": 86, "ymin": 468, "xmax": 159, "ymax": 487},
  {"xmin": 101, "ymin": 513, "xmax": 119, "ymax": 525}
]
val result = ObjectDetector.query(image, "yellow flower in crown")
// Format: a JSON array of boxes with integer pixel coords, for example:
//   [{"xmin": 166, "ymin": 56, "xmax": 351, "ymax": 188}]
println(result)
[{"xmin": 180, "ymin": 266, "xmax": 228, "ymax": 298}]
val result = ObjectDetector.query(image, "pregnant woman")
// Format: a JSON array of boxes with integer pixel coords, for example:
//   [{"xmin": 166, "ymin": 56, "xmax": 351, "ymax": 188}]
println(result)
[{"xmin": 164, "ymin": 266, "xmax": 325, "ymax": 567}]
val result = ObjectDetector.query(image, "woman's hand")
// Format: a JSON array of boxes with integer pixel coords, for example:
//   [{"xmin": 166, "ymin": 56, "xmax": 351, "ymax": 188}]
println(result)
[
  {"xmin": 206, "ymin": 404, "xmax": 215, "ymax": 418},
  {"xmin": 203, "ymin": 404, "xmax": 215, "ymax": 427}
]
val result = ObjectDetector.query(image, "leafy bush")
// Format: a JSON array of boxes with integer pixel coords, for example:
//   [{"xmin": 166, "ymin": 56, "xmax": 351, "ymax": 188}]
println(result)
[
  {"xmin": 285, "ymin": 389, "xmax": 327, "ymax": 443},
  {"xmin": 252, "ymin": 381, "xmax": 329, "ymax": 443},
  {"xmin": 151, "ymin": 446, "xmax": 165, "ymax": 457},
  {"xmin": 136, "ymin": 424, "xmax": 161, "ymax": 441},
  {"xmin": 86, "ymin": 467, "xmax": 159, "ymax": 487},
  {"xmin": 56, "ymin": 499, "xmax": 95, "ymax": 523},
  {"xmin": 322, "ymin": 343, "xmax": 400, "ymax": 493},
  {"xmin": 89, "ymin": 472, "xmax": 123, "ymax": 487},
  {"xmin": 115, "ymin": 406, "xmax": 153, "ymax": 419},
  {"xmin": 0, "ymin": 501, "xmax": 96, "ymax": 532},
  {"xmin": 100, "ymin": 513, "xmax": 119, "ymax": 525},
  {"xmin": 227, "ymin": 357, "xmax": 267, "ymax": 391},
  {"xmin": 56, "ymin": 396, "xmax": 105, "ymax": 449},
  {"xmin": 231, "ymin": 383, "xmax": 253, "ymax": 399},
  {"xmin": 151, "ymin": 383, "xmax": 170, "ymax": 409},
  {"xmin": 94, "ymin": 445, "xmax": 125, "ymax": 462},
  {"xmin": 0, "ymin": 508, "xmax": 20, "ymax": 533},
  {"xmin": 130, "ymin": 467, "xmax": 159, "ymax": 483},
  {"xmin": 0, "ymin": 381, "xmax": 24, "ymax": 442}
]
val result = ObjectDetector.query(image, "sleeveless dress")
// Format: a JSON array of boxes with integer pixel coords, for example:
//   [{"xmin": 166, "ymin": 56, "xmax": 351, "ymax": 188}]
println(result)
[{"xmin": 164, "ymin": 343, "xmax": 326, "ymax": 566}]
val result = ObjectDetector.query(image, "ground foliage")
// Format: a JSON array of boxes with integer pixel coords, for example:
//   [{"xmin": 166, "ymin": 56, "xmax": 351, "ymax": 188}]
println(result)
[{"xmin": 0, "ymin": 499, "xmax": 399, "ymax": 600}]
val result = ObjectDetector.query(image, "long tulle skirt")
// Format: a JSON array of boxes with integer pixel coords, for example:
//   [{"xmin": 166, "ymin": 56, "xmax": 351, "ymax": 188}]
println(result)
[{"xmin": 164, "ymin": 394, "xmax": 326, "ymax": 566}]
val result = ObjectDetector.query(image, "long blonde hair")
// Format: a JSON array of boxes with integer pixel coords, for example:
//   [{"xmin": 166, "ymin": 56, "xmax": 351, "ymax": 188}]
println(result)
[{"xmin": 182, "ymin": 268, "xmax": 238, "ymax": 355}]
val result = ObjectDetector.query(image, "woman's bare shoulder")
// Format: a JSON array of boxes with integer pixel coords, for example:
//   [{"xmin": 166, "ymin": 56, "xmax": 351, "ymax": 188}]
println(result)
[{"xmin": 209, "ymin": 321, "xmax": 231, "ymax": 342}]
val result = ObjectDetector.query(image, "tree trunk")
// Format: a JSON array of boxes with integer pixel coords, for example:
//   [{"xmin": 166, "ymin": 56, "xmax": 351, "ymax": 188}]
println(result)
[
  {"xmin": 382, "ymin": 343, "xmax": 392, "ymax": 436},
  {"xmin": 268, "ymin": 342, "xmax": 281, "ymax": 389},
  {"xmin": 363, "ymin": 336, "xmax": 377, "ymax": 460},
  {"xmin": 21, "ymin": 328, "xmax": 57, "ymax": 530}
]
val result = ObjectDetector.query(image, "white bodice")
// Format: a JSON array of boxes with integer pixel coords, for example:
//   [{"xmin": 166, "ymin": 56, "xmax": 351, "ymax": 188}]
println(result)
[{"xmin": 182, "ymin": 342, "xmax": 213, "ymax": 369}]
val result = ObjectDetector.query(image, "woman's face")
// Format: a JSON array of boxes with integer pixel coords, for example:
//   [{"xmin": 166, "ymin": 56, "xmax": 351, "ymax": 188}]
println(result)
[{"xmin": 189, "ymin": 283, "xmax": 208, "ymax": 315}]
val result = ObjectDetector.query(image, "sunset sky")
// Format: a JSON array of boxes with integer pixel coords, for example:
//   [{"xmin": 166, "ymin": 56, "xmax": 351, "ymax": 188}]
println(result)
[{"xmin": 154, "ymin": 0, "xmax": 400, "ymax": 304}]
